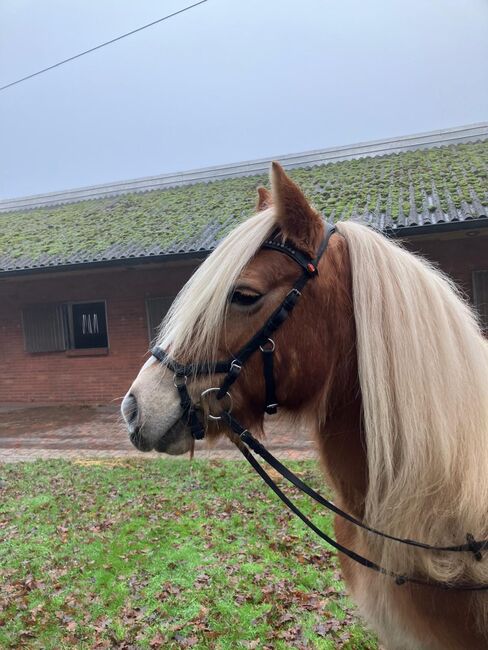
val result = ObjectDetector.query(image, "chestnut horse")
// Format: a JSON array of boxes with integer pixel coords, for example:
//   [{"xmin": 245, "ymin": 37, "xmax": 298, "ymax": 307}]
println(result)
[{"xmin": 122, "ymin": 163, "xmax": 488, "ymax": 649}]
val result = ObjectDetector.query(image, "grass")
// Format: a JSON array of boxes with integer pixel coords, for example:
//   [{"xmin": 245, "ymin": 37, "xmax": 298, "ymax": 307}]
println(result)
[{"xmin": 0, "ymin": 459, "xmax": 377, "ymax": 649}]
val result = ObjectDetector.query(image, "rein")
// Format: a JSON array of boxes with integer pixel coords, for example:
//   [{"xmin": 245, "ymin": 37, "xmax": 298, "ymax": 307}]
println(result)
[{"xmin": 151, "ymin": 223, "xmax": 488, "ymax": 591}]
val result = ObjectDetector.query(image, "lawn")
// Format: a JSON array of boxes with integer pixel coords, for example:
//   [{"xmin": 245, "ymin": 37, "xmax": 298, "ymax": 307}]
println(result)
[{"xmin": 0, "ymin": 459, "xmax": 377, "ymax": 649}]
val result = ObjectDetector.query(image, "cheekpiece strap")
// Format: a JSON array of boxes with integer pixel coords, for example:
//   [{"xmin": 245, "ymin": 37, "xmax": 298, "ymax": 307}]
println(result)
[{"xmin": 262, "ymin": 344, "xmax": 278, "ymax": 415}]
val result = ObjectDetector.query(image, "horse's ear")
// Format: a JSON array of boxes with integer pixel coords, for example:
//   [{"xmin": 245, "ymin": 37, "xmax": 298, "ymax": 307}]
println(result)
[
  {"xmin": 270, "ymin": 162, "xmax": 323, "ymax": 254},
  {"xmin": 256, "ymin": 186, "xmax": 272, "ymax": 211}
]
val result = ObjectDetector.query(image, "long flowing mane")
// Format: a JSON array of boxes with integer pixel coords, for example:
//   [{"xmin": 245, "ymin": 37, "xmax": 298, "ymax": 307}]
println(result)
[
  {"xmin": 337, "ymin": 221, "xmax": 488, "ymax": 585},
  {"xmin": 160, "ymin": 210, "xmax": 488, "ymax": 586}
]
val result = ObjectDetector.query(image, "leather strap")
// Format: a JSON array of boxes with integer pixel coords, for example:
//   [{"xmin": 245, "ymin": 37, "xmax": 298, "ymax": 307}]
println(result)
[
  {"xmin": 224, "ymin": 413, "xmax": 488, "ymax": 591},
  {"xmin": 261, "ymin": 344, "xmax": 278, "ymax": 414},
  {"xmin": 226, "ymin": 415, "xmax": 488, "ymax": 556}
]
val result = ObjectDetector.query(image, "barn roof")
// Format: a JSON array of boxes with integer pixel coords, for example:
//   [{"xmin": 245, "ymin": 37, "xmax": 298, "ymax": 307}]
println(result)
[{"xmin": 1, "ymin": 125, "xmax": 487, "ymax": 275}]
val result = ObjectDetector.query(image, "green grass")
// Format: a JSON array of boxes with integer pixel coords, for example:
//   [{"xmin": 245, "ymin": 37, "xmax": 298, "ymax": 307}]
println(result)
[{"xmin": 0, "ymin": 460, "xmax": 377, "ymax": 649}]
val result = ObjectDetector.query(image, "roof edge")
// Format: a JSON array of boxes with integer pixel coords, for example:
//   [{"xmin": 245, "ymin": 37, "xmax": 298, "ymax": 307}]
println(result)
[
  {"xmin": 386, "ymin": 217, "xmax": 488, "ymax": 238},
  {"xmin": 0, "ymin": 250, "xmax": 208, "ymax": 278},
  {"xmin": 2, "ymin": 218, "xmax": 487, "ymax": 278},
  {"xmin": 2, "ymin": 122, "xmax": 488, "ymax": 213}
]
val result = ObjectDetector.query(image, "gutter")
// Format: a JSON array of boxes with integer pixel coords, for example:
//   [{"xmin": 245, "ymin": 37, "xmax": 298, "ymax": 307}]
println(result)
[
  {"xmin": 0, "ymin": 250, "xmax": 209, "ymax": 279},
  {"xmin": 385, "ymin": 217, "xmax": 488, "ymax": 238}
]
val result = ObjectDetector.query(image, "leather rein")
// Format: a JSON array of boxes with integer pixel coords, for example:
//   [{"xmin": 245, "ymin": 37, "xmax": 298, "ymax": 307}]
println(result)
[{"xmin": 151, "ymin": 223, "xmax": 488, "ymax": 591}]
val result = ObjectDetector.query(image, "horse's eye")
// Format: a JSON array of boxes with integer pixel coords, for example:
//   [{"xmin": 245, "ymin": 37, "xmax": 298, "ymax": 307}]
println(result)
[{"xmin": 230, "ymin": 290, "xmax": 263, "ymax": 306}]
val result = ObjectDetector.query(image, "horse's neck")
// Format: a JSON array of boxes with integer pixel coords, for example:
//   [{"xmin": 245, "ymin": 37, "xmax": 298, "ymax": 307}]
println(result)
[
  {"xmin": 315, "ymin": 312, "xmax": 367, "ymax": 516},
  {"xmin": 317, "ymin": 396, "xmax": 367, "ymax": 517}
]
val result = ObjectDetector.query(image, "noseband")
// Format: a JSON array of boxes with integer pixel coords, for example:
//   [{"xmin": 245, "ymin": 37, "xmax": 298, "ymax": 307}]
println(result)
[{"xmin": 151, "ymin": 222, "xmax": 488, "ymax": 591}]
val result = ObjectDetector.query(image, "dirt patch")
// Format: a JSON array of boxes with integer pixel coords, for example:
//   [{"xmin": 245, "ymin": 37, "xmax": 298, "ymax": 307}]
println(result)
[
  {"xmin": 0, "ymin": 405, "xmax": 316, "ymax": 462},
  {"xmin": 0, "ymin": 405, "xmax": 102, "ymax": 437}
]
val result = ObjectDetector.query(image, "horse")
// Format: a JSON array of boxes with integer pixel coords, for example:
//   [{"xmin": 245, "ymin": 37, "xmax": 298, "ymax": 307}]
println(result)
[{"xmin": 121, "ymin": 162, "xmax": 488, "ymax": 649}]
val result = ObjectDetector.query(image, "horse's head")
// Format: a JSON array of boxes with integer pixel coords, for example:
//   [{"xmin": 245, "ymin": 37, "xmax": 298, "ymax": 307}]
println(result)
[{"xmin": 121, "ymin": 163, "xmax": 355, "ymax": 454}]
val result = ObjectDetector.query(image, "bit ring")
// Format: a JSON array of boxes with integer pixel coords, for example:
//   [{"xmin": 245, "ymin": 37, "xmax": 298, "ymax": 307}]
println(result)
[{"xmin": 200, "ymin": 387, "xmax": 233, "ymax": 420}]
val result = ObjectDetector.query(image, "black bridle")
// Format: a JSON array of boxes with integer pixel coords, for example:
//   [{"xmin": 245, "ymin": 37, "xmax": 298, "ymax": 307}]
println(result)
[{"xmin": 151, "ymin": 223, "xmax": 488, "ymax": 591}]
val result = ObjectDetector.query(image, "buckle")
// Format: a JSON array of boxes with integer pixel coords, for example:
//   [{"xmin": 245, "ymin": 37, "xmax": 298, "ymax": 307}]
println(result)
[
  {"xmin": 283, "ymin": 288, "xmax": 301, "ymax": 310},
  {"xmin": 230, "ymin": 359, "xmax": 242, "ymax": 374},
  {"xmin": 173, "ymin": 374, "xmax": 188, "ymax": 387},
  {"xmin": 288, "ymin": 288, "xmax": 301, "ymax": 298}
]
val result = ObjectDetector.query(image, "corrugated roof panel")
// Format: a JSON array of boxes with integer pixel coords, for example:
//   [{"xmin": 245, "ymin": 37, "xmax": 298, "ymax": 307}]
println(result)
[{"xmin": 0, "ymin": 139, "xmax": 487, "ymax": 273}]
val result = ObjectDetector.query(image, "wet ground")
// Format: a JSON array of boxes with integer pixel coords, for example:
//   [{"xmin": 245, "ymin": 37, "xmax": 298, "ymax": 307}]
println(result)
[{"xmin": 0, "ymin": 405, "xmax": 316, "ymax": 463}]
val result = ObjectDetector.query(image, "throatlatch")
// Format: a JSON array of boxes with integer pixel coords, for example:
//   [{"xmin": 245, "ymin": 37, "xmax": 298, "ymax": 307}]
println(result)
[{"xmin": 151, "ymin": 221, "xmax": 488, "ymax": 591}]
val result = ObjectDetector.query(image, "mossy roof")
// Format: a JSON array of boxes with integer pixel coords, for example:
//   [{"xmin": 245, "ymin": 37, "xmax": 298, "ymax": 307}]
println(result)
[{"xmin": 1, "ymin": 141, "xmax": 487, "ymax": 273}]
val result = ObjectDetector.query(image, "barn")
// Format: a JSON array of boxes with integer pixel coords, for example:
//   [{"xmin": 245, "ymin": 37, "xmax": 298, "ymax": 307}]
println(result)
[{"xmin": 1, "ymin": 124, "xmax": 487, "ymax": 405}]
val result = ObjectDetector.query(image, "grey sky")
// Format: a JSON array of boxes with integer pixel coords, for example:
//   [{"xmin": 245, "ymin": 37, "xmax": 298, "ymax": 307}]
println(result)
[{"xmin": 1, "ymin": 0, "xmax": 487, "ymax": 199}]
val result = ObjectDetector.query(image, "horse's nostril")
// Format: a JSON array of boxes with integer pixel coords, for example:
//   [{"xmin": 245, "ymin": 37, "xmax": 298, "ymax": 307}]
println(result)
[
  {"xmin": 128, "ymin": 395, "xmax": 138, "ymax": 423},
  {"xmin": 121, "ymin": 393, "xmax": 139, "ymax": 428}
]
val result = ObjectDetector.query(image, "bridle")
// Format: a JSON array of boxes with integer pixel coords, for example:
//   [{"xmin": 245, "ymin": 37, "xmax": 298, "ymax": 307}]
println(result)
[
  {"xmin": 151, "ymin": 222, "xmax": 488, "ymax": 591},
  {"xmin": 152, "ymin": 224, "xmax": 336, "ymax": 436}
]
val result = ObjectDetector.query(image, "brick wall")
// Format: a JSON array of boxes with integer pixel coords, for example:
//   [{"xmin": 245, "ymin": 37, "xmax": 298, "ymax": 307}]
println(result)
[
  {"xmin": 0, "ymin": 230, "xmax": 486, "ymax": 405},
  {"xmin": 0, "ymin": 261, "xmax": 198, "ymax": 404},
  {"xmin": 404, "ymin": 231, "xmax": 487, "ymax": 301}
]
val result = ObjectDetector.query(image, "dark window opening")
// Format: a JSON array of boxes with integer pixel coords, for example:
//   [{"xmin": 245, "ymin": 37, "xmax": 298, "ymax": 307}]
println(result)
[
  {"xmin": 70, "ymin": 302, "xmax": 108, "ymax": 349},
  {"xmin": 146, "ymin": 296, "xmax": 174, "ymax": 344},
  {"xmin": 473, "ymin": 271, "xmax": 488, "ymax": 332}
]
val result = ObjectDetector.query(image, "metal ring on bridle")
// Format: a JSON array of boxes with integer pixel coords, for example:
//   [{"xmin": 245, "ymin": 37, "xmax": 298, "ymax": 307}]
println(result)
[
  {"xmin": 200, "ymin": 387, "xmax": 233, "ymax": 420},
  {"xmin": 173, "ymin": 373, "xmax": 188, "ymax": 388},
  {"xmin": 259, "ymin": 338, "xmax": 276, "ymax": 353}
]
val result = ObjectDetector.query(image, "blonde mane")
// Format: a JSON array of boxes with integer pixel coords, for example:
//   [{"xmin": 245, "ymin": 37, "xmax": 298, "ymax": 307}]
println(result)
[
  {"xmin": 337, "ymin": 221, "xmax": 488, "ymax": 585},
  {"xmin": 160, "ymin": 210, "xmax": 488, "ymax": 586},
  {"xmin": 158, "ymin": 209, "xmax": 276, "ymax": 364}
]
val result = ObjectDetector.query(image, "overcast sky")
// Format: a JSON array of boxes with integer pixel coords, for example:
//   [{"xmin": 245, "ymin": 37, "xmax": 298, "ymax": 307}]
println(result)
[{"xmin": 1, "ymin": 0, "xmax": 487, "ymax": 199}]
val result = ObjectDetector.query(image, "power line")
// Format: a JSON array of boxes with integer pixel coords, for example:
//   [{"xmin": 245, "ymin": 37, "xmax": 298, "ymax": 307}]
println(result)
[{"xmin": 0, "ymin": 0, "xmax": 208, "ymax": 93}]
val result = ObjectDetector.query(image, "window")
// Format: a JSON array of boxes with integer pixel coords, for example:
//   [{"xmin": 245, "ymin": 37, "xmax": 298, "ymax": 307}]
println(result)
[
  {"xmin": 22, "ymin": 301, "xmax": 108, "ymax": 353},
  {"xmin": 22, "ymin": 304, "xmax": 67, "ymax": 353},
  {"xmin": 69, "ymin": 302, "xmax": 108, "ymax": 349},
  {"xmin": 146, "ymin": 296, "xmax": 174, "ymax": 344},
  {"xmin": 473, "ymin": 271, "xmax": 488, "ymax": 331}
]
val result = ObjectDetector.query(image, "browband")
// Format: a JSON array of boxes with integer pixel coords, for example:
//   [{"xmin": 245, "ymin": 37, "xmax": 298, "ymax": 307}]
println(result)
[{"xmin": 262, "ymin": 225, "xmax": 336, "ymax": 275}]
